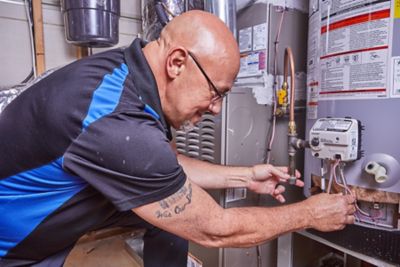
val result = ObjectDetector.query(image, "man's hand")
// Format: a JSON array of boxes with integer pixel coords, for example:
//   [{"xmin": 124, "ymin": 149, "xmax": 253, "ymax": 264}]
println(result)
[
  {"xmin": 305, "ymin": 193, "xmax": 356, "ymax": 231},
  {"xmin": 247, "ymin": 164, "xmax": 304, "ymax": 203}
]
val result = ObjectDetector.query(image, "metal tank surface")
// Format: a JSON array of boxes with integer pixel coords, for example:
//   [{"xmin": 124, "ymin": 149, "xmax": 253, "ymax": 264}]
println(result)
[{"xmin": 304, "ymin": 0, "xmax": 400, "ymax": 264}]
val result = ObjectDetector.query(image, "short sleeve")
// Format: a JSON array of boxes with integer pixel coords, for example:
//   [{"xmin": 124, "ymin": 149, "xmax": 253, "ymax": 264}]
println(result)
[{"xmin": 63, "ymin": 111, "xmax": 186, "ymax": 211}]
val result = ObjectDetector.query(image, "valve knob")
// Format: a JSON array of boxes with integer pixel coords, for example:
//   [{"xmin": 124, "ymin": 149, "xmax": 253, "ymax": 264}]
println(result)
[{"xmin": 311, "ymin": 137, "xmax": 320, "ymax": 147}]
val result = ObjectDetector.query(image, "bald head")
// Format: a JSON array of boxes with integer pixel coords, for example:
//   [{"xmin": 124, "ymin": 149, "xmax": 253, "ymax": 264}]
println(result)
[
  {"xmin": 160, "ymin": 10, "xmax": 240, "ymax": 78},
  {"xmin": 142, "ymin": 10, "xmax": 240, "ymax": 129}
]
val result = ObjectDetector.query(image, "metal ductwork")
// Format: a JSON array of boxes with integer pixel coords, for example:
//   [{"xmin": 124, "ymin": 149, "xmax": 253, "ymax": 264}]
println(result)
[{"xmin": 141, "ymin": 0, "xmax": 205, "ymax": 41}]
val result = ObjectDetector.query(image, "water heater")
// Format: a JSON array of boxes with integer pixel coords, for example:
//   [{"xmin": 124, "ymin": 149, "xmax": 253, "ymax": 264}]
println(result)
[{"xmin": 304, "ymin": 0, "xmax": 400, "ymax": 264}]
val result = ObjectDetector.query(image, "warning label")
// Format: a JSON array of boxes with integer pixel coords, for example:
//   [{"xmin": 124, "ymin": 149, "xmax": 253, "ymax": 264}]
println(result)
[
  {"xmin": 319, "ymin": 0, "xmax": 391, "ymax": 99},
  {"xmin": 238, "ymin": 51, "xmax": 266, "ymax": 77},
  {"xmin": 393, "ymin": 57, "xmax": 400, "ymax": 97},
  {"xmin": 307, "ymin": 10, "xmax": 321, "ymax": 119}
]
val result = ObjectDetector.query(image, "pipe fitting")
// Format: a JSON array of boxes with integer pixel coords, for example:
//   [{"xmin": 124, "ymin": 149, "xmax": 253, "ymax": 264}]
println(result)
[
  {"xmin": 288, "ymin": 121, "xmax": 296, "ymax": 135},
  {"xmin": 365, "ymin": 161, "xmax": 388, "ymax": 184}
]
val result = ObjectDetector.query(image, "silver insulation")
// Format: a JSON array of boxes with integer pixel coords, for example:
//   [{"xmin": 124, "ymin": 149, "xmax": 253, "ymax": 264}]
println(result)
[
  {"xmin": 141, "ymin": 0, "xmax": 205, "ymax": 41},
  {"xmin": 0, "ymin": 68, "xmax": 58, "ymax": 113}
]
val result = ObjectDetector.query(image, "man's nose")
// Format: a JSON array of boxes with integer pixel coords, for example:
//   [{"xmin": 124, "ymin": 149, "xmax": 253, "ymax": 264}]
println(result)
[{"xmin": 208, "ymin": 100, "xmax": 222, "ymax": 115}]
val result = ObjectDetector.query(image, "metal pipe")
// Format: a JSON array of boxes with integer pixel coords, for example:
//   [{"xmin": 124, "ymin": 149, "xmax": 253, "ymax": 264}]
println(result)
[
  {"xmin": 283, "ymin": 47, "xmax": 297, "ymax": 184},
  {"xmin": 284, "ymin": 47, "xmax": 296, "ymax": 124}
]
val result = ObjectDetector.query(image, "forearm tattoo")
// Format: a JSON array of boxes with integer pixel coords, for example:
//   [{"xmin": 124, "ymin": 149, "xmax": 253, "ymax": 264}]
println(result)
[{"xmin": 155, "ymin": 183, "xmax": 193, "ymax": 219}]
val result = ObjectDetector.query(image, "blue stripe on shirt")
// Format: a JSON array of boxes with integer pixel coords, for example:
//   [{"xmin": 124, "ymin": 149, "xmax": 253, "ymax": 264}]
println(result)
[{"xmin": 0, "ymin": 63, "xmax": 129, "ymax": 256}]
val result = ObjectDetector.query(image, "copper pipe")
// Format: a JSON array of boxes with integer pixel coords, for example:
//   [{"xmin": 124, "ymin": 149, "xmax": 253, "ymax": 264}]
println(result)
[
  {"xmin": 284, "ymin": 47, "xmax": 296, "ymax": 125},
  {"xmin": 284, "ymin": 47, "xmax": 297, "ymax": 184}
]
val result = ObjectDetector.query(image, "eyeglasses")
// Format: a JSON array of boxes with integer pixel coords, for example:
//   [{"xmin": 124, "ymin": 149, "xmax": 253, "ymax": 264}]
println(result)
[{"xmin": 187, "ymin": 51, "xmax": 228, "ymax": 102}]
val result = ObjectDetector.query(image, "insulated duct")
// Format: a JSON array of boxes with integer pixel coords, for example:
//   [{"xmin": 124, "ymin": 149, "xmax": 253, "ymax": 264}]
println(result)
[
  {"xmin": 0, "ymin": 68, "xmax": 58, "ymax": 113},
  {"xmin": 141, "ymin": 0, "xmax": 205, "ymax": 41}
]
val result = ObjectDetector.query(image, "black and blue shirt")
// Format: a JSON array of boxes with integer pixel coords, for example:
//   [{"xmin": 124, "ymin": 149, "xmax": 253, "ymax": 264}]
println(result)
[{"xmin": 0, "ymin": 39, "xmax": 186, "ymax": 266}]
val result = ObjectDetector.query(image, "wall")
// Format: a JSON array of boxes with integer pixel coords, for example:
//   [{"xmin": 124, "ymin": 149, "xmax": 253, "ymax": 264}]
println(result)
[{"xmin": 0, "ymin": 0, "xmax": 142, "ymax": 87}]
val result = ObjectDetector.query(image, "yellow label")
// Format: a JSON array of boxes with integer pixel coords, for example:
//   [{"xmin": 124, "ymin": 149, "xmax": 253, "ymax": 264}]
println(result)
[{"xmin": 395, "ymin": 0, "xmax": 400, "ymax": 18}]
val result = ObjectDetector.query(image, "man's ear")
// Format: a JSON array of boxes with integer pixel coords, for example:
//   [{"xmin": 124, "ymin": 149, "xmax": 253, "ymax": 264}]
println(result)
[{"xmin": 166, "ymin": 47, "xmax": 188, "ymax": 79}]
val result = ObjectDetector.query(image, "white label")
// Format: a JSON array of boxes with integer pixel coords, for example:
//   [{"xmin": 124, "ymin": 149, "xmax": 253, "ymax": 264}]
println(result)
[
  {"xmin": 238, "ymin": 51, "xmax": 266, "ymax": 77},
  {"xmin": 321, "ymin": 0, "xmax": 389, "ymax": 19},
  {"xmin": 307, "ymin": 7, "xmax": 321, "ymax": 119},
  {"xmin": 319, "ymin": 1, "xmax": 391, "ymax": 100},
  {"xmin": 307, "ymin": 103, "xmax": 318, "ymax": 120},
  {"xmin": 392, "ymin": 57, "xmax": 400, "ymax": 97},
  {"xmin": 239, "ymin": 27, "xmax": 252, "ymax": 53},
  {"xmin": 252, "ymin": 23, "xmax": 267, "ymax": 51},
  {"xmin": 313, "ymin": 118, "xmax": 352, "ymax": 132}
]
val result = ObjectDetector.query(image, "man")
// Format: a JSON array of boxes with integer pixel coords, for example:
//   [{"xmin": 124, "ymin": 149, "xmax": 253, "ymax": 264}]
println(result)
[{"xmin": 0, "ymin": 10, "xmax": 355, "ymax": 267}]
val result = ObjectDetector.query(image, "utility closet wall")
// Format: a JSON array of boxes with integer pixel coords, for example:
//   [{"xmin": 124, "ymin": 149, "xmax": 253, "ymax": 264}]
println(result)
[{"xmin": 0, "ymin": 0, "xmax": 142, "ymax": 88}]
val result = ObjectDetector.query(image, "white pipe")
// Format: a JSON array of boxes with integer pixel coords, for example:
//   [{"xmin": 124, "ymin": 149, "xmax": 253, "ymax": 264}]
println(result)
[{"xmin": 365, "ymin": 161, "xmax": 388, "ymax": 184}]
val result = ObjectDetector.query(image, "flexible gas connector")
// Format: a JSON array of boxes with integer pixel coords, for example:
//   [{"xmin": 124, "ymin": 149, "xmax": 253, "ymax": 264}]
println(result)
[{"xmin": 284, "ymin": 47, "xmax": 297, "ymax": 184}]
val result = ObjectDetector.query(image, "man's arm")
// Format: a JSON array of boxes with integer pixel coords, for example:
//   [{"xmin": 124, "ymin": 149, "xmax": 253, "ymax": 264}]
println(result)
[
  {"xmin": 177, "ymin": 153, "xmax": 254, "ymax": 189},
  {"xmin": 177, "ymin": 153, "xmax": 302, "ymax": 203},
  {"xmin": 133, "ymin": 179, "xmax": 356, "ymax": 248}
]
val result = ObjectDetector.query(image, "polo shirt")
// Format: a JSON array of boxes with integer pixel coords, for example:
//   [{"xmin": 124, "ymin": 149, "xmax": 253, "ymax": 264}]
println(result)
[{"xmin": 0, "ymin": 38, "xmax": 186, "ymax": 265}]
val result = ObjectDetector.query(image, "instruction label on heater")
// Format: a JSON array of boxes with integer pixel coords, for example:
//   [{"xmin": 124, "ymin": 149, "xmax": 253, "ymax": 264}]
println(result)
[
  {"xmin": 252, "ymin": 23, "xmax": 267, "ymax": 51},
  {"xmin": 392, "ymin": 57, "xmax": 400, "ymax": 97},
  {"xmin": 307, "ymin": 4, "xmax": 321, "ymax": 119},
  {"xmin": 319, "ymin": 0, "xmax": 390, "ymax": 100},
  {"xmin": 239, "ymin": 27, "xmax": 252, "ymax": 53},
  {"xmin": 238, "ymin": 51, "xmax": 266, "ymax": 77},
  {"xmin": 313, "ymin": 118, "xmax": 352, "ymax": 132}
]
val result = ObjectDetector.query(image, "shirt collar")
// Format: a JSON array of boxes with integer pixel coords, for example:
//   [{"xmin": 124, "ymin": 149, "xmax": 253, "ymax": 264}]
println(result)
[{"xmin": 124, "ymin": 38, "xmax": 172, "ymax": 140}]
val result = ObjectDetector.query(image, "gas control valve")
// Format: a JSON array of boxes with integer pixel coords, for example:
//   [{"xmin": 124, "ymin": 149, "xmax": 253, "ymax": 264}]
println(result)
[{"xmin": 309, "ymin": 117, "xmax": 363, "ymax": 161}]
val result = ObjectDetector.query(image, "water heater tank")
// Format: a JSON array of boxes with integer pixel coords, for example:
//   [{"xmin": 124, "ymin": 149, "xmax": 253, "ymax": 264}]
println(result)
[
  {"xmin": 305, "ymin": 0, "xmax": 400, "ymax": 203},
  {"xmin": 61, "ymin": 0, "xmax": 120, "ymax": 47},
  {"xmin": 304, "ymin": 0, "xmax": 400, "ymax": 264}
]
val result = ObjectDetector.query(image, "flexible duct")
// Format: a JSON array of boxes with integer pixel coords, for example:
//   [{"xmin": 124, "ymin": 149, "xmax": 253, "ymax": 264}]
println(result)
[{"xmin": 142, "ymin": 0, "xmax": 205, "ymax": 41}]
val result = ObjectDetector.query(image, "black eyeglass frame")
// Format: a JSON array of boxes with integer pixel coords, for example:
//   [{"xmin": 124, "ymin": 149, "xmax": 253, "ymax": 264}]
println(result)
[{"xmin": 187, "ymin": 51, "xmax": 228, "ymax": 102}]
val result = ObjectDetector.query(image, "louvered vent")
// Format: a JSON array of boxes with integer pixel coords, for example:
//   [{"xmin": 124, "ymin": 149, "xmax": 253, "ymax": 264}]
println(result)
[{"xmin": 174, "ymin": 112, "xmax": 221, "ymax": 164}]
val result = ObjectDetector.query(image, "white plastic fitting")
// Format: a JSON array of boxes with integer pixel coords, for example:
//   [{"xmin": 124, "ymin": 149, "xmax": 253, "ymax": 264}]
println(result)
[{"xmin": 364, "ymin": 161, "xmax": 388, "ymax": 184}]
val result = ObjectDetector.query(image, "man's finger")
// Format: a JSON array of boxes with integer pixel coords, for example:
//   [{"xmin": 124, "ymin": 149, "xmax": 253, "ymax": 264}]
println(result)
[
  {"xmin": 275, "ymin": 194, "xmax": 286, "ymax": 203},
  {"xmin": 278, "ymin": 177, "xmax": 304, "ymax": 187},
  {"xmin": 274, "ymin": 185, "xmax": 286, "ymax": 195},
  {"xmin": 346, "ymin": 215, "xmax": 355, "ymax": 224},
  {"xmin": 269, "ymin": 166, "xmax": 290, "ymax": 179},
  {"xmin": 274, "ymin": 166, "xmax": 289, "ymax": 173},
  {"xmin": 347, "ymin": 205, "xmax": 356, "ymax": 215},
  {"xmin": 345, "ymin": 194, "xmax": 356, "ymax": 204},
  {"xmin": 274, "ymin": 166, "xmax": 302, "ymax": 178},
  {"xmin": 295, "ymin": 179, "xmax": 304, "ymax": 187}
]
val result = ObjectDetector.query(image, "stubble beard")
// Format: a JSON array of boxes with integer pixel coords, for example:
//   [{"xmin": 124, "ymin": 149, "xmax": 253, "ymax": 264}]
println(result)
[{"xmin": 179, "ymin": 120, "xmax": 196, "ymax": 132}]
